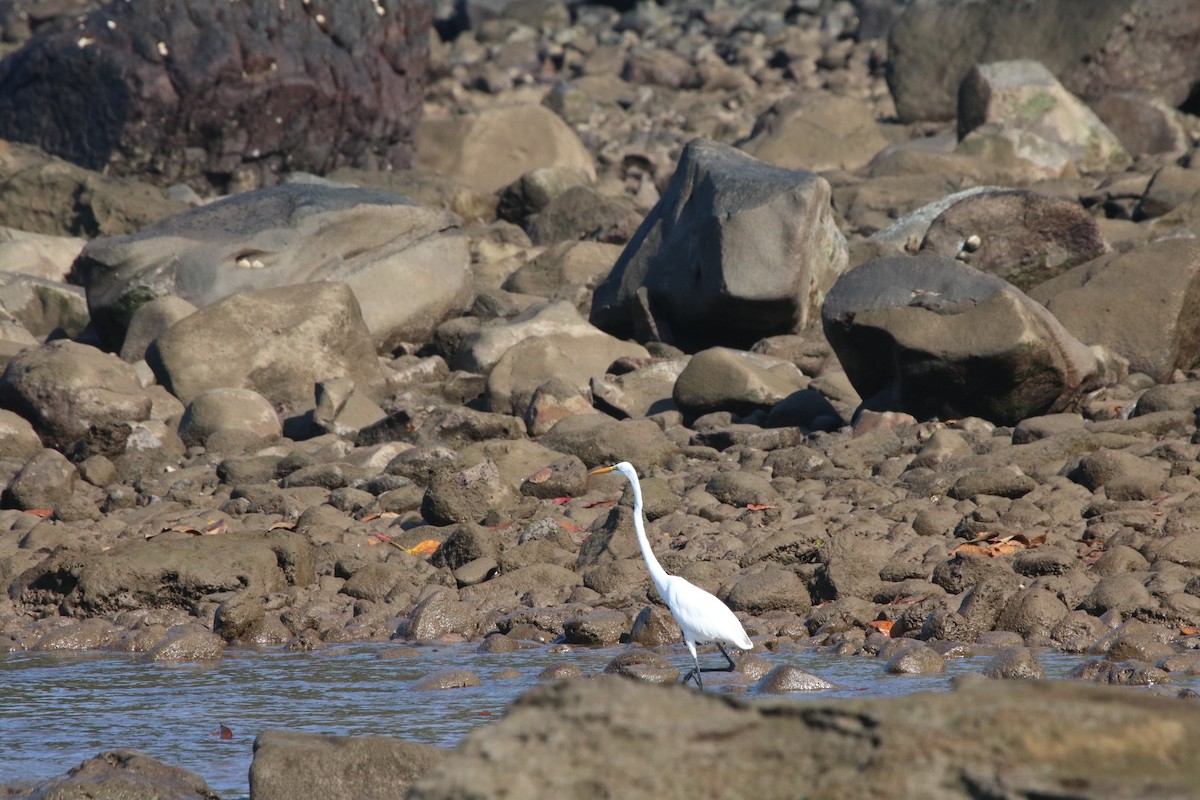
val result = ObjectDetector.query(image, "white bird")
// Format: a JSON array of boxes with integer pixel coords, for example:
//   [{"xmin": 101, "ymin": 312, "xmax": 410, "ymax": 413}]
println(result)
[{"xmin": 590, "ymin": 461, "xmax": 753, "ymax": 689}]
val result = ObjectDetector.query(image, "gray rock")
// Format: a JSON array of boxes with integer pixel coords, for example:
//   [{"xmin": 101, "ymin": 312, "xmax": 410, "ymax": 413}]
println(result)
[
  {"xmin": 673, "ymin": 348, "xmax": 806, "ymax": 416},
  {"xmin": 0, "ymin": 1, "xmax": 431, "ymax": 188},
  {"xmin": 250, "ymin": 729, "xmax": 444, "ymax": 800},
  {"xmin": 1029, "ymin": 238, "xmax": 1200, "ymax": 383},
  {"xmin": 628, "ymin": 604, "xmax": 681, "ymax": 647},
  {"xmin": 32, "ymin": 618, "xmax": 119, "ymax": 651},
  {"xmin": 430, "ymin": 524, "xmax": 500, "ymax": 571},
  {"xmin": 983, "ymin": 647, "xmax": 1046, "ymax": 679},
  {"xmin": 177, "ymin": 388, "xmax": 281, "ymax": 451},
  {"xmin": 412, "ymin": 669, "xmax": 483, "ymax": 691},
  {"xmin": 145, "ymin": 627, "xmax": 225, "ymax": 662},
  {"xmin": 958, "ymin": 60, "xmax": 1129, "ymax": 174},
  {"xmin": 739, "ymin": 91, "xmax": 890, "ymax": 173},
  {"xmin": 704, "ymin": 472, "xmax": 782, "ymax": 509},
  {"xmin": 755, "ymin": 664, "xmax": 835, "ymax": 693},
  {"xmin": 591, "ymin": 138, "xmax": 847, "ymax": 350},
  {"xmin": 563, "ymin": 609, "xmax": 629, "ymax": 645},
  {"xmin": 418, "ymin": 104, "xmax": 596, "ymax": 194},
  {"xmin": 148, "ymin": 281, "xmax": 385, "ymax": 413},
  {"xmin": 119, "ymin": 295, "xmax": 197, "ymax": 364},
  {"xmin": 1092, "ymin": 91, "xmax": 1191, "ymax": 159},
  {"xmin": 485, "ymin": 329, "xmax": 648, "ymax": 418},
  {"xmin": 918, "ymin": 189, "xmax": 1108, "ymax": 291},
  {"xmin": 502, "ymin": 240, "xmax": 621, "ymax": 298},
  {"xmin": 4, "ymin": 448, "xmax": 77, "ymax": 512},
  {"xmin": 591, "ymin": 357, "xmax": 686, "ymax": 420},
  {"xmin": 421, "ymin": 459, "xmax": 519, "ymax": 526},
  {"xmin": 994, "ymin": 588, "xmax": 1069, "ymax": 639},
  {"xmin": 1079, "ymin": 574, "xmax": 1154, "ymax": 616},
  {"xmin": 725, "ymin": 568, "xmax": 811, "ymax": 615},
  {"xmin": 538, "ymin": 414, "xmax": 678, "ymax": 472},
  {"xmin": 822, "ymin": 255, "xmax": 1114, "ymax": 426},
  {"xmin": 0, "ymin": 340, "xmax": 153, "ymax": 450},
  {"xmin": 497, "ymin": 166, "xmax": 596, "ymax": 226},
  {"xmin": 886, "ymin": 0, "xmax": 1193, "ymax": 122},
  {"xmin": 602, "ymin": 649, "xmax": 680, "ymax": 683},
  {"xmin": 0, "ymin": 408, "xmax": 42, "ymax": 461},
  {"xmin": 11, "ymin": 749, "xmax": 220, "ymax": 800},
  {"xmin": 526, "ymin": 185, "xmax": 644, "ymax": 246},
  {"xmin": 75, "ymin": 183, "xmax": 471, "ymax": 351},
  {"xmin": 885, "ymin": 643, "xmax": 946, "ymax": 674},
  {"xmin": 405, "ymin": 592, "xmax": 477, "ymax": 641},
  {"xmin": 411, "ymin": 677, "xmax": 1200, "ymax": 799}
]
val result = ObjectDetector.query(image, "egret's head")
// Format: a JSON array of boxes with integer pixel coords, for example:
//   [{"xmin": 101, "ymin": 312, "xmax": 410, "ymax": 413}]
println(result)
[{"xmin": 589, "ymin": 461, "xmax": 636, "ymax": 480}]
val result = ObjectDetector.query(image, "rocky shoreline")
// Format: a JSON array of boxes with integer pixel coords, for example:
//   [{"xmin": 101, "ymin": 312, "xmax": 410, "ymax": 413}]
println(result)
[{"xmin": 3, "ymin": 0, "xmax": 1200, "ymax": 797}]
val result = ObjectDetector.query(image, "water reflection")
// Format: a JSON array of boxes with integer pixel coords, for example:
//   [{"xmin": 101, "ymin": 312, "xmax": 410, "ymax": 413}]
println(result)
[{"xmin": 0, "ymin": 643, "xmax": 1150, "ymax": 798}]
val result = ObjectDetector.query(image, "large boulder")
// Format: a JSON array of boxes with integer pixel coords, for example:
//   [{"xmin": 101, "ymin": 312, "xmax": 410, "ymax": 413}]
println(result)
[
  {"xmin": 418, "ymin": 104, "xmax": 596, "ymax": 194},
  {"xmin": 147, "ymin": 281, "xmax": 386, "ymax": 413},
  {"xmin": 887, "ymin": 0, "xmax": 1200, "ymax": 123},
  {"xmin": 486, "ymin": 329, "xmax": 649, "ymax": 418},
  {"xmin": 0, "ymin": 340, "xmax": 153, "ymax": 450},
  {"xmin": 8, "ymin": 750, "xmax": 220, "ymax": 800},
  {"xmin": 406, "ymin": 676, "xmax": 1200, "ymax": 799},
  {"xmin": 738, "ymin": 92, "xmax": 890, "ymax": 173},
  {"xmin": 0, "ymin": 0, "xmax": 431, "ymax": 188},
  {"xmin": 11, "ymin": 531, "xmax": 315, "ymax": 616},
  {"xmin": 0, "ymin": 141, "xmax": 190, "ymax": 238},
  {"xmin": 918, "ymin": 189, "xmax": 1108, "ymax": 291},
  {"xmin": 957, "ymin": 60, "xmax": 1130, "ymax": 174},
  {"xmin": 72, "ymin": 182, "xmax": 471, "ymax": 352},
  {"xmin": 250, "ymin": 729, "xmax": 444, "ymax": 800},
  {"xmin": 590, "ymin": 138, "xmax": 847, "ymax": 352},
  {"xmin": 1028, "ymin": 238, "xmax": 1200, "ymax": 382},
  {"xmin": 821, "ymin": 256, "xmax": 1116, "ymax": 425}
]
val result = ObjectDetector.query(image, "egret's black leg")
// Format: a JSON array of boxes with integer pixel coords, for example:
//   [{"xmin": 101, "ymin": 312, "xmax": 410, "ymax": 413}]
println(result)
[
  {"xmin": 681, "ymin": 656, "xmax": 703, "ymax": 689},
  {"xmin": 716, "ymin": 643, "xmax": 736, "ymax": 672}
]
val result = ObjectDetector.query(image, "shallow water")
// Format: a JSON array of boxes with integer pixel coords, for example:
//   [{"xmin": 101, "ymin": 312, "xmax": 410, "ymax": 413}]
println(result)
[{"xmin": 0, "ymin": 643, "xmax": 1164, "ymax": 798}]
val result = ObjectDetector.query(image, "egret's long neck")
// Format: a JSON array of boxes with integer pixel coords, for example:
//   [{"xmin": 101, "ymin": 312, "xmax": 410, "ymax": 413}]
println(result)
[{"xmin": 628, "ymin": 476, "xmax": 669, "ymax": 592}]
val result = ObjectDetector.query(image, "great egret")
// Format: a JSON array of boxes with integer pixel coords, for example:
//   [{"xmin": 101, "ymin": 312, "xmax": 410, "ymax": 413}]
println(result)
[{"xmin": 589, "ymin": 461, "xmax": 753, "ymax": 689}]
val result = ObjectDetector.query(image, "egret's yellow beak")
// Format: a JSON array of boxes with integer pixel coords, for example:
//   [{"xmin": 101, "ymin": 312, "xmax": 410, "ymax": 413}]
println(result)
[{"xmin": 589, "ymin": 465, "xmax": 616, "ymax": 475}]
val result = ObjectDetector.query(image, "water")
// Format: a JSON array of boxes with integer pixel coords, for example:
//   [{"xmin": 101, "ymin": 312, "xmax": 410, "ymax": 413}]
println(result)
[{"xmin": 0, "ymin": 643, "xmax": 1139, "ymax": 798}]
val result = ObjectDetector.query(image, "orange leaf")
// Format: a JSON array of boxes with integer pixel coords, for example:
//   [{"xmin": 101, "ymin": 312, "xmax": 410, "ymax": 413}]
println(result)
[
  {"xmin": 867, "ymin": 620, "xmax": 896, "ymax": 637},
  {"xmin": 25, "ymin": 509, "xmax": 53, "ymax": 517},
  {"xmin": 219, "ymin": 724, "xmax": 233, "ymax": 740},
  {"xmin": 558, "ymin": 521, "xmax": 584, "ymax": 533},
  {"xmin": 551, "ymin": 497, "xmax": 572, "ymax": 505},
  {"xmin": 746, "ymin": 503, "xmax": 778, "ymax": 511},
  {"xmin": 1182, "ymin": 627, "xmax": 1200, "ymax": 636},
  {"xmin": 950, "ymin": 542, "xmax": 995, "ymax": 558},
  {"xmin": 406, "ymin": 539, "xmax": 440, "ymax": 556}
]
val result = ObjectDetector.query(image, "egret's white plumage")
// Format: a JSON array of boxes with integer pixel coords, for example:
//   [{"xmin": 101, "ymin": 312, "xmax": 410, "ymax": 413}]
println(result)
[{"xmin": 590, "ymin": 461, "xmax": 752, "ymax": 688}]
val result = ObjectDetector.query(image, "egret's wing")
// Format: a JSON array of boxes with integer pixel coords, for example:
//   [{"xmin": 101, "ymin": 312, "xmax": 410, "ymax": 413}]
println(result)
[{"xmin": 661, "ymin": 575, "xmax": 752, "ymax": 650}]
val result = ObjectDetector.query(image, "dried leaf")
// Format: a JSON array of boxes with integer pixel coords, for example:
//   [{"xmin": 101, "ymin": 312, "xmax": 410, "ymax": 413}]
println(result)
[
  {"xmin": 950, "ymin": 542, "xmax": 996, "ymax": 558},
  {"xmin": 25, "ymin": 509, "xmax": 53, "ymax": 518},
  {"xmin": 746, "ymin": 503, "xmax": 778, "ymax": 511},
  {"xmin": 867, "ymin": 620, "xmax": 896, "ymax": 637},
  {"xmin": 558, "ymin": 521, "xmax": 584, "ymax": 533},
  {"xmin": 219, "ymin": 724, "xmax": 233, "ymax": 740},
  {"xmin": 268, "ymin": 520, "xmax": 296, "ymax": 531},
  {"xmin": 527, "ymin": 467, "xmax": 553, "ymax": 484},
  {"xmin": 200, "ymin": 519, "xmax": 228, "ymax": 536},
  {"xmin": 406, "ymin": 539, "xmax": 440, "ymax": 557},
  {"xmin": 1181, "ymin": 627, "xmax": 1200, "ymax": 636},
  {"xmin": 583, "ymin": 499, "xmax": 617, "ymax": 509},
  {"xmin": 551, "ymin": 497, "xmax": 572, "ymax": 505}
]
